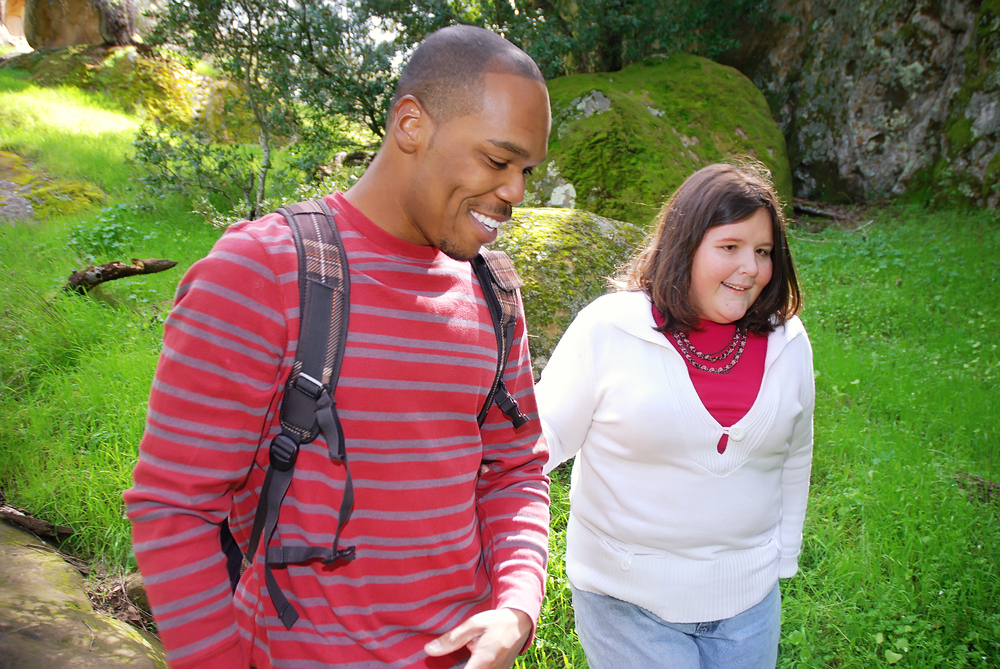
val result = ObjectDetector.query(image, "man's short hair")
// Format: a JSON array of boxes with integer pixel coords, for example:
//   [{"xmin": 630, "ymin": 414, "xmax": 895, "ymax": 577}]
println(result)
[{"xmin": 389, "ymin": 24, "xmax": 544, "ymax": 128}]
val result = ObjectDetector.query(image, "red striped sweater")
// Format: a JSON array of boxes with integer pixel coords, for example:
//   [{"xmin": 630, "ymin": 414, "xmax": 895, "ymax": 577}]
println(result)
[{"xmin": 124, "ymin": 193, "xmax": 550, "ymax": 669}]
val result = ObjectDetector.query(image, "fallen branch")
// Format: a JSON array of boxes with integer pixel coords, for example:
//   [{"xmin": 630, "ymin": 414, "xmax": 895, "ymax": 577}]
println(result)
[
  {"xmin": 956, "ymin": 471, "xmax": 1000, "ymax": 504},
  {"xmin": 793, "ymin": 198, "xmax": 841, "ymax": 219},
  {"xmin": 1, "ymin": 504, "xmax": 75, "ymax": 537},
  {"xmin": 65, "ymin": 258, "xmax": 177, "ymax": 293}
]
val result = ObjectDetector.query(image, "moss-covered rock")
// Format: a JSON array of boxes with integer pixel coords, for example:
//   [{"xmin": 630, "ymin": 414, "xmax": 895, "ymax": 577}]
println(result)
[
  {"xmin": 0, "ymin": 150, "xmax": 105, "ymax": 222},
  {"xmin": 526, "ymin": 53, "xmax": 793, "ymax": 228},
  {"xmin": 0, "ymin": 45, "xmax": 198, "ymax": 125},
  {"xmin": 490, "ymin": 207, "xmax": 646, "ymax": 373},
  {"xmin": 0, "ymin": 521, "xmax": 166, "ymax": 668}
]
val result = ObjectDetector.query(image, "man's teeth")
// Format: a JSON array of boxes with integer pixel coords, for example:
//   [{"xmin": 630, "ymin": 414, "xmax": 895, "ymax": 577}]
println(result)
[{"xmin": 472, "ymin": 211, "xmax": 501, "ymax": 231}]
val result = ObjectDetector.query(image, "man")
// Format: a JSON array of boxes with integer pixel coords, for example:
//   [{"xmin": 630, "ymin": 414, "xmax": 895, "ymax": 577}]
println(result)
[{"xmin": 124, "ymin": 25, "xmax": 551, "ymax": 669}]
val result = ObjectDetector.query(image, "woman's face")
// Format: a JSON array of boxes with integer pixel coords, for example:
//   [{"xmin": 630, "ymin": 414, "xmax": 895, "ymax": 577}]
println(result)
[{"xmin": 689, "ymin": 208, "xmax": 774, "ymax": 324}]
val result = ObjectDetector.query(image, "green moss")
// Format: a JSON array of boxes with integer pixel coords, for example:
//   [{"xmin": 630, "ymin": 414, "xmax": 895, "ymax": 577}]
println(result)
[
  {"xmin": 946, "ymin": 117, "xmax": 974, "ymax": 154},
  {"xmin": 30, "ymin": 181, "xmax": 107, "ymax": 218},
  {"xmin": 984, "ymin": 151, "xmax": 1000, "ymax": 204},
  {"xmin": 490, "ymin": 207, "xmax": 646, "ymax": 371},
  {"xmin": 528, "ymin": 53, "xmax": 792, "ymax": 229},
  {"xmin": 0, "ymin": 150, "xmax": 106, "ymax": 220}
]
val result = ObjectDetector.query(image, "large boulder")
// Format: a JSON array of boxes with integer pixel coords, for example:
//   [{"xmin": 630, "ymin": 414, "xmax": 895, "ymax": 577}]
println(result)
[
  {"xmin": 0, "ymin": 520, "xmax": 167, "ymax": 668},
  {"xmin": 726, "ymin": 0, "xmax": 999, "ymax": 209},
  {"xmin": 526, "ymin": 52, "xmax": 793, "ymax": 228},
  {"xmin": 492, "ymin": 207, "xmax": 647, "ymax": 374},
  {"xmin": 24, "ymin": 0, "xmax": 102, "ymax": 49}
]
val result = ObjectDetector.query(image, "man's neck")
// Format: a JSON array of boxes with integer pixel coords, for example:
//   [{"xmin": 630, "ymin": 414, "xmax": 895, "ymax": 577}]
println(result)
[{"xmin": 342, "ymin": 153, "xmax": 412, "ymax": 241}]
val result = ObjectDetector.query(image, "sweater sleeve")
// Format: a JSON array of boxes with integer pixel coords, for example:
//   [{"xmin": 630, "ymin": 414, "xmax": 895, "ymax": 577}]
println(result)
[
  {"xmin": 534, "ymin": 304, "xmax": 600, "ymax": 476},
  {"xmin": 476, "ymin": 288, "xmax": 550, "ymax": 637},
  {"xmin": 123, "ymin": 219, "xmax": 290, "ymax": 669},
  {"xmin": 778, "ymin": 331, "xmax": 815, "ymax": 578}
]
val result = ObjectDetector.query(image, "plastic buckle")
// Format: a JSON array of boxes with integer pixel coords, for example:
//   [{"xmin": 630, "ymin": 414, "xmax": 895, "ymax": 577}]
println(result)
[
  {"xmin": 292, "ymin": 371, "xmax": 324, "ymax": 399},
  {"xmin": 269, "ymin": 434, "xmax": 299, "ymax": 472}
]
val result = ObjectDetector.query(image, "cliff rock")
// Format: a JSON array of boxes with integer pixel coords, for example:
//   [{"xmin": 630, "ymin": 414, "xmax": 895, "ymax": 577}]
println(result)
[
  {"xmin": 24, "ymin": 0, "xmax": 101, "ymax": 49},
  {"xmin": 727, "ymin": 0, "xmax": 999, "ymax": 209}
]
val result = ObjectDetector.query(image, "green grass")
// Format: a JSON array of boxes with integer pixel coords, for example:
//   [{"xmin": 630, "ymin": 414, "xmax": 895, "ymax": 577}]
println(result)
[
  {"xmin": 0, "ymin": 68, "xmax": 222, "ymax": 564},
  {"xmin": 1, "ymin": 65, "xmax": 998, "ymax": 668}
]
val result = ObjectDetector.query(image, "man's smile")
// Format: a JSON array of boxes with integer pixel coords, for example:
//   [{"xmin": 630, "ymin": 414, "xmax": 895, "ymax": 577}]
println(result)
[{"xmin": 471, "ymin": 209, "xmax": 507, "ymax": 231}]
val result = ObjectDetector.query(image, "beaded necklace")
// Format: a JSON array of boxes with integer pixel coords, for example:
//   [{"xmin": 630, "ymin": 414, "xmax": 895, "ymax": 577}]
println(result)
[{"xmin": 672, "ymin": 326, "xmax": 748, "ymax": 374}]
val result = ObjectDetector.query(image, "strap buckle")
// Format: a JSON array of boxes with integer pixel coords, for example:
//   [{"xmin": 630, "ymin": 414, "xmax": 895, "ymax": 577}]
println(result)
[
  {"xmin": 292, "ymin": 371, "xmax": 325, "ymax": 399},
  {"xmin": 269, "ymin": 434, "xmax": 299, "ymax": 472}
]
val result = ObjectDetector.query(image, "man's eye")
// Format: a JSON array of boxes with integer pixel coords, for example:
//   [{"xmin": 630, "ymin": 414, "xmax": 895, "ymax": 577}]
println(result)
[
  {"xmin": 488, "ymin": 157, "xmax": 507, "ymax": 169},
  {"xmin": 523, "ymin": 167, "xmax": 534, "ymax": 177}
]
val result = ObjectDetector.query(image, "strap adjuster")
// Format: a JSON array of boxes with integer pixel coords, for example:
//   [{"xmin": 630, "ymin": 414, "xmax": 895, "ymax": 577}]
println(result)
[
  {"xmin": 292, "ymin": 371, "xmax": 324, "ymax": 399},
  {"xmin": 322, "ymin": 546, "xmax": 357, "ymax": 565},
  {"xmin": 269, "ymin": 434, "xmax": 299, "ymax": 472}
]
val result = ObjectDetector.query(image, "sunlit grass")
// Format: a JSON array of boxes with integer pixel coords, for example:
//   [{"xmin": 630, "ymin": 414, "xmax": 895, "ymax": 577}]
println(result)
[{"xmin": 0, "ymin": 69, "xmax": 139, "ymax": 197}]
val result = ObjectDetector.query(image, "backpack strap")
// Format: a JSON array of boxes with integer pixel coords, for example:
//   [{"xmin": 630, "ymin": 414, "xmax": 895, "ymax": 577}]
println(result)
[
  {"xmin": 237, "ymin": 202, "xmax": 526, "ymax": 630},
  {"xmin": 473, "ymin": 249, "xmax": 529, "ymax": 429},
  {"xmin": 244, "ymin": 198, "xmax": 355, "ymax": 630}
]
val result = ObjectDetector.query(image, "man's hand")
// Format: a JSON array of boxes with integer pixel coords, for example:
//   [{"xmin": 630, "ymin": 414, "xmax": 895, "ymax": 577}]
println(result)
[{"xmin": 424, "ymin": 608, "xmax": 532, "ymax": 669}]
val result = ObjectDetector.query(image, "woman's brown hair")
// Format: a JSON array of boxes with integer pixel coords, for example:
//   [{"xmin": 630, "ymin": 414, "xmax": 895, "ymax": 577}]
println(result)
[{"xmin": 617, "ymin": 161, "xmax": 801, "ymax": 334}]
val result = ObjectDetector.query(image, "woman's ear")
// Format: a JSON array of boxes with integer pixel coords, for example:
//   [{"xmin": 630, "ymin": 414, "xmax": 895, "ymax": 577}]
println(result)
[{"xmin": 391, "ymin": 95, "xmax": 429, "ymax": 155}]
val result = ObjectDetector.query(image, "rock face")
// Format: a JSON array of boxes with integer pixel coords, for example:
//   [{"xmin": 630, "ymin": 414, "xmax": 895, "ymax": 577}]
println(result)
[
  {"xmin": 0, "ymin": 520, "xmax": 167, "ymax": 668},
  {"xmin": 526, "ymin": 52, "xmax": 793, "ymax": 228},
  {"xmin": 24, "ymin": 0, "xmax": 102, "ymax": 49},
  {"xmin": 491, "ymin": 207, "xmax": 647, "ymax": 373},
  {"xmin": 727, "ymin": 0, "xmax": 1000, "ymax": 209},
  {"xmin": 1, "ymin": 0, "xmax": 30, "ymax": 50}
]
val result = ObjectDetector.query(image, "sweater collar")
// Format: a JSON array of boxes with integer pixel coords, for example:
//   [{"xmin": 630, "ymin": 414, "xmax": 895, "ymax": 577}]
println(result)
[{"xmin": 609, "ymin": 290, "xmax": 806, "ymax": 365}]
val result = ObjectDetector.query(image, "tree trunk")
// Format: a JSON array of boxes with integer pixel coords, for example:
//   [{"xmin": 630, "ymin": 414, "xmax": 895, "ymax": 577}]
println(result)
[{"xmin": 88, "ymin": 0, "xmax": 135, "ymax": 46}]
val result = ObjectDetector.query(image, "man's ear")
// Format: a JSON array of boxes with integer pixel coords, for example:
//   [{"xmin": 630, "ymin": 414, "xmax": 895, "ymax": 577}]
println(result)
[{"xmin": 391, "ymin": 95, "xmax": 429, "ymax": 155}]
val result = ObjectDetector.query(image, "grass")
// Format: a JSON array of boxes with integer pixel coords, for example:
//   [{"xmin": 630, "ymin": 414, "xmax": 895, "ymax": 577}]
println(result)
[
  {"xmin": 0, "ymin": 68, "xmax": 222, "ymax": 564},
  {"xmin": 1, "ymin": 66, "xmax": 998, "ymax": 668}
]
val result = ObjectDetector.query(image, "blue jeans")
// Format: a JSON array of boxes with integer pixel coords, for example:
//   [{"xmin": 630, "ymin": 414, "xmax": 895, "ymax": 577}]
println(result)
[{"xmin": 571, "ymin": 583, "xmax": 781, "ymax": 669}]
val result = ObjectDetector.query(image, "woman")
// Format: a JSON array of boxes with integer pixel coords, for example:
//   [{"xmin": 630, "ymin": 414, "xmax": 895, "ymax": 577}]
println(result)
[{"xmin": 537, "ymin": 162, "xmax": 814, "ymax": 668}]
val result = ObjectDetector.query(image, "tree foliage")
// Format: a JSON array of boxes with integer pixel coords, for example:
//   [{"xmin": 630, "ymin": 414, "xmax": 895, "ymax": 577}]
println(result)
[
  {"xmin": 135, "ymin": 0, "xmax": 392, "ymax": 219},
  {"xmin": 355, "ymin": 0, "xmax": 776, "ymax": 77},
  {"xmin": 131, "ymin": 0, "xmax": 774, "ymax": 219}
]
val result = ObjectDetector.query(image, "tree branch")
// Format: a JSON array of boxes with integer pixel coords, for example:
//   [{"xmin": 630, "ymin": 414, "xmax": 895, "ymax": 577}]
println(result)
[{"xmin": 65, "ymin": 258, "xmax": 178, "ymax": 294}]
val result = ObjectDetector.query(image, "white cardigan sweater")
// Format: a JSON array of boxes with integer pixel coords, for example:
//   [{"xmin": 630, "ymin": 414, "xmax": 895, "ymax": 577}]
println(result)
[{"xmin": 537, "ymin": 290, "xmax": 814, "ymax": 623}]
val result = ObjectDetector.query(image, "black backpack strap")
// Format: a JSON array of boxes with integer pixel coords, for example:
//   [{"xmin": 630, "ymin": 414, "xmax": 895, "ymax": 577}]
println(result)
[
  {"xmin": 473, "ymin": 249, "xmax": 529, "ymax": 429},
  {"xmin": 244, "ymin": 198, "xmax": 355, "ymax": 630}
]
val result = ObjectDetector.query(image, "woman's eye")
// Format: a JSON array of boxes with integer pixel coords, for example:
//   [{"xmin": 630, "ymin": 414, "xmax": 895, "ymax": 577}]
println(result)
[{"xmin": 758, "ymin": 248, "xmax": 773, "ymax": 257}]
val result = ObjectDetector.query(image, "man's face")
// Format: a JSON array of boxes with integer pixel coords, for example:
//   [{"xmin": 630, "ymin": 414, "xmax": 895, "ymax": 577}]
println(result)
[{"xmin": 405, "ymin": 71, "xmax": 551, "ymax": 260}]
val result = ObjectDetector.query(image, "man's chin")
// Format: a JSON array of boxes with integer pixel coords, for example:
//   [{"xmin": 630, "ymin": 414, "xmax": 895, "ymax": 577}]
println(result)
[{"xmin": 438, "ymin": 239, "xmax": 482, "ymax": 262}]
